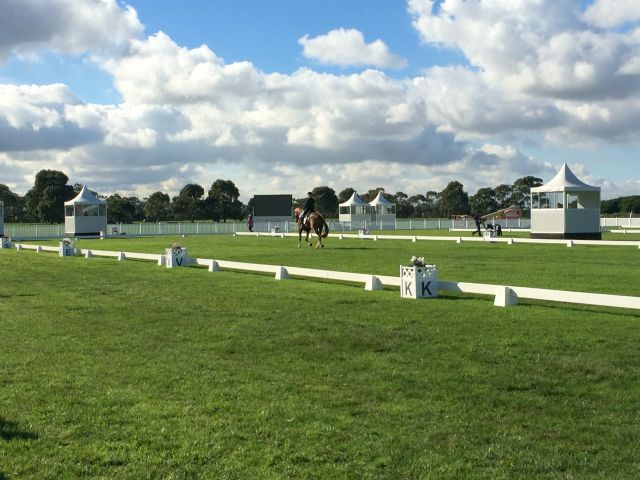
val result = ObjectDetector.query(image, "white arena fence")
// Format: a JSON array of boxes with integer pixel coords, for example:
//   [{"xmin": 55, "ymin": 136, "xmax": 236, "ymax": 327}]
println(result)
[
  {"xmin": 9, "ymin": 242, "xmax": 640, "ymax": 311},
  {"xmin": 4, "ymin": 217, "xmax": 639, "ymax": 241}
]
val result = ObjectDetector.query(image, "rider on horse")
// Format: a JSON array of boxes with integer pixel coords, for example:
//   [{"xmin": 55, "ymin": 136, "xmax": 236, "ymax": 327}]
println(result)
[{"xmin": 299, "ymin": 191, "xmax": 315, "ymax": 227}]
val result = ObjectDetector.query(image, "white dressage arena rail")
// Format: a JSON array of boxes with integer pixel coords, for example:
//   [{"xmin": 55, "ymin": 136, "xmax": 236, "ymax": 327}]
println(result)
[
  {"xmin": 9, "ymin": 242, "xmax": 640, "ymax": 310},
  {"xmin": 234, "ymin": 231, "xmax": 640, "ymax": 248}
]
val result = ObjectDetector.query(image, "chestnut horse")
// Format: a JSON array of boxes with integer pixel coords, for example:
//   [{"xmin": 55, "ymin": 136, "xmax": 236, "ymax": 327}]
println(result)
[{"xmin": 294, "ymin": 207, "xmax": 329, "ymax": 248}]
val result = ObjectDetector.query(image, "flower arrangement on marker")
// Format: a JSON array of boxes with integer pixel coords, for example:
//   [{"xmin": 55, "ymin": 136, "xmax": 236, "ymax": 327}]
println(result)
[
  {"xmin": 409, "ymin": 256, "xmax": 425, "ymax": 267},
  {"xmin": 171, "ymin": 242, "xmax": 183, "ymax": 255}
]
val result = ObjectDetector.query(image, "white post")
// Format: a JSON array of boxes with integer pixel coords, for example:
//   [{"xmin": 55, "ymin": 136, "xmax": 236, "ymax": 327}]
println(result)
[
  {"xmin": 208, "ymin": 260, "xmax": 220, "ymax": 272},
  {"xmin": 400, "ymin": 265, "xmax": 438, "ymax": 299},
  {"xmin": 494, "ymin": 286, "xmax": 518, "ymax": 307},
  {"xmin": 275, "ymin": 266, "xmax": 289, "ymax": 280},
  {"xmin": 365, "ymin": 275, "xmax": 383, "ymax": 291}
]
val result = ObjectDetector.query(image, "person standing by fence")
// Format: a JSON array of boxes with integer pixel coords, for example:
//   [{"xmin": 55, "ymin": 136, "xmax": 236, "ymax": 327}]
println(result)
[
  {"xmin": 472, "ymin": 213, "xmax": 484, "ymax": 236},
  {"xmin": 247, "ymin": 214, "xmax": 254, "ymax": 232}
]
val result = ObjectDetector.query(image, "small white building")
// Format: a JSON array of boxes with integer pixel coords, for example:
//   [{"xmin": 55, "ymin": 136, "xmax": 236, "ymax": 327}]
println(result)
[
  {"xmin": 64, "ymin": 185, "xmax": 107, "ymax": 237},
  {"xmin": 530, "ymin": 164, "xmax": 601, "ymax": 240},
  {"xmin": 339, "ymin": 191, "xmax": 371, "ymax": 227},
  {"xmin": 0, "ymin": 200, "xmax": 4, "ymax": 236},
  {"xmin": 368, "ymin": 191, "xmax": 396, "ymax": 228}
]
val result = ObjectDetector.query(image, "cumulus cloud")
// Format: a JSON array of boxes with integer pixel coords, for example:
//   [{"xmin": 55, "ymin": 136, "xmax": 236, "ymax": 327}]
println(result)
[
  {"xmin": 583, "ymin": 0, "xmax": 640, "ymax": 29},
  {"xmin": 0, "ymin": 0, "xmax": 143, "ymax": 62},
  {"xmin": 299, "ymin": 28, "xmax": 407, "ymax": 68},
  {"xmin": 0, "ymin": 0, "xmax": 637, "ymax": 200}
]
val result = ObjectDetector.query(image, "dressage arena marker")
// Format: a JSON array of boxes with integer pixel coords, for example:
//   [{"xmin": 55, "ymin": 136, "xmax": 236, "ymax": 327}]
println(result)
[{"xmin": 9, "ymin": 242, "xmax": 640, "ymax": 310}]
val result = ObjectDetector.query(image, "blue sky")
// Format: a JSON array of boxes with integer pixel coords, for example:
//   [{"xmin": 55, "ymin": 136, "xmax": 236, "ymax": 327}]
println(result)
[{"xmin": 1, "ymin": 0, "xmax": 639, "ymax": 200}]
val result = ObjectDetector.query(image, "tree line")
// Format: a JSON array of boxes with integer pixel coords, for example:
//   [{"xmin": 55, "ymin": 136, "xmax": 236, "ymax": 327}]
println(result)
[{"xmin": 1, "ymin": 169, "xmax": 635, "ymax": 224}]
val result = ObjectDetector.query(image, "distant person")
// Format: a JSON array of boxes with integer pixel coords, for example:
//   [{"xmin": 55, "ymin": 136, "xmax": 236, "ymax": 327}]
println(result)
[
  {"xmin": 299, "ymin": 191, "xmax": 315, "ymax": 227},
  {"xmin": 247, "ymin": 214, "xmax": 254, "ymax": 232},
  {"xmin": 472, "ymin": 213, "xmax": 484, "ymax": 236},
  {"xmin": 495, "ymin": 224, "xmax": 502, "ymax": 236}
]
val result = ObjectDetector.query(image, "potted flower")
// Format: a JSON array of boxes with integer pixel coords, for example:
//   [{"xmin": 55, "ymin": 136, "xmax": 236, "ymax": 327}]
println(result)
[{"xmin": 400, "ymin": 256, "xmax": 438, "ymax": 299}]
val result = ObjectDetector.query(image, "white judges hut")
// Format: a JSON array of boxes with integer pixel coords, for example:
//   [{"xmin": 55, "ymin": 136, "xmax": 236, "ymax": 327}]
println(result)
[
  {"xmin": 530, "ymin": 164, "xmax": 601, "ymax": 240},
  {"xmin": 64, "ymin": 185, "xmax": 107, "ymax": 237}
]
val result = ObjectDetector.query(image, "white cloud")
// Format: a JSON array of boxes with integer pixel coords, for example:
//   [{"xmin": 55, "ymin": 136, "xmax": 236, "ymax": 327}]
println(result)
[
  {"xmin": 0, "ymin": 0, "xmax": 143, "ymax": 61},
  {"xmin": 299, "ymin": 28, "xmax": 407, "ymax": 68},
  {"xmin": 0, "ymin": 1, "xmax": 638, "ymax": 201},
  {"xmin": 583, "ymin": 0, "xmax": 640, "ymax": 29}
]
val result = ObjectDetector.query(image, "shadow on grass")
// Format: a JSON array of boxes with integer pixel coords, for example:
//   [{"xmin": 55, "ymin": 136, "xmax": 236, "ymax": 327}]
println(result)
[
  {"xmin": 0, "ymin": 417, "xmax": 38, "ymax": 441},
  {"xmin": 0, "ymin": 293, "xmax": 35, "ymax": 299}
]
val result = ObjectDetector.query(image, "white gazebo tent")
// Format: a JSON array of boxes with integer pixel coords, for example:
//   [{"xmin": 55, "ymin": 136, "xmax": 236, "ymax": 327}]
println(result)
[
  {"xmin": 530, "ymin": 164, "xmax": 601, "ymax": 239},
  {"xmin": 64, "ymin": 185, "xmax": 107, "ymax": 237},
  {"xmin": 339, "ymin": 191, "xmax": 371, "ymax": 227},
  {"xmin": 0, "ymin": 200, "xmax": 4, "ymax": 236},
  {"xmin": 368, "ymin": 191, "xmax": 396, "ymax": 228}
]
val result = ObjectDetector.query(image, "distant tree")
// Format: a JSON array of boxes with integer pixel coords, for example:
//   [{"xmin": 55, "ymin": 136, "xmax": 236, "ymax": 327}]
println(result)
[
  {"xmin": 310, "ymin": 186, "xmax": 338, "ymax": 217},
  {"xmin": 144, "ymin": 192, "xmax": 172, "ymax": 222},
  {"xmin": 207, "ymin": 179, "xmax": 242, "ymax": 222},
  {"xmin": 494, "ymin": 184, "xmax": 513, "ymax": 209},
  {"xmin": 408, "ymin": 194, "xmax": 427, "ymax": 217},
  {"xmin": 425, "ymin": 191, "xmax": 439, "ymax": 217},
  {"xmin": 511, "ymin": 176, "xmax": 543, "ymax": 209},
  {"xmin": 173, "ymin": 183, "xmax": 205, "ymax": 221},
  {"xmin": 469, "ymin": 187, "xmax": 499, "ymax": 215},
  {"xmin": 338, "ymin": 187, "xmax": 355, "ymax": 204},
  {"xmin": 394, "ymin": 191, "xmax": 414, "ymax": 218},
  {"xmin": 0, "ymin": 184, "xmax": 25, "ymax": 222},
  {"xmin": 437, "ymin": 181, "xmax": 469, "ymax": 217},
  {"xmin": 601, "ymin": 195, "xmax": 640, "ymax": 215},
  {"xmin": 106, "ymin": 194, "xmax": 137, "ymax": 223},
  {"xmin": 360, "ymin": 188, "xmax": 386, "ymax": 203},
  {"xmin": 24, "ymin": 170, "xmax": 75, "ymax": 223}
]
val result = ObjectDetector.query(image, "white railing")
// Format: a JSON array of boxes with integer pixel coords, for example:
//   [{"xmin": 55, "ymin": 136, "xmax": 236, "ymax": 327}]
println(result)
[
  {"xmin": 11, "ymin": 243, "xmax": 640, "ymax": 310},
  {"xmin": 236, "ymin": 231, "xmax": 640, "ymax": 248}
]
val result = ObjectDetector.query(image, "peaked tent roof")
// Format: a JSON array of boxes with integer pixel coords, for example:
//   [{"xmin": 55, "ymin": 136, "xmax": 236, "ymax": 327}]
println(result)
[
  {"xmin": 339, "ymin": 191, "xmax": 369, "ymax": 207},
  {"xmin": 369, "ymin": 190, "xmax": 395, "ymax": 206},
  {"xmin": 64, "ymin": 185, "xmax": 106, "ymax": 205},
  {"xmin": 530, "ymin": 164, "xmax": 600, "ymax": 192}
]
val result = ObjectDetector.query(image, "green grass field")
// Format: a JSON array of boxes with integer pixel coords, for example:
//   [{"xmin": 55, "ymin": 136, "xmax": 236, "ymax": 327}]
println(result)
[{"xmin": 1, "ymin": 234, "xmax": 639, "ymax": 479}]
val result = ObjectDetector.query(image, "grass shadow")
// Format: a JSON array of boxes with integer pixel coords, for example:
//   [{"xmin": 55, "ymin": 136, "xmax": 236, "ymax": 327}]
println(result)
[{"xmin": 0, "ymin": 417, "xmax": 39, "ymax": 441}]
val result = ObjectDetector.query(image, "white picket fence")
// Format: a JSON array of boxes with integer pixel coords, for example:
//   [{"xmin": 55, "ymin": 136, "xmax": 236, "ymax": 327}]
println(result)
[{"xmin": 9, "ymin": 242, "xmax": 640, "ymax": 310}]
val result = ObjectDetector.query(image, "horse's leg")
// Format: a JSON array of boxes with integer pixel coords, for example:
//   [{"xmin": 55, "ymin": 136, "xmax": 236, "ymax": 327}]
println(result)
[{"xmin": 297, "ymin": 225, "xmax": 302, "ymax": 248}]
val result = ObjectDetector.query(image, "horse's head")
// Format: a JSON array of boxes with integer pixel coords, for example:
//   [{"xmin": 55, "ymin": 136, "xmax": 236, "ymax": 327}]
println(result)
[{"xmin": 293, "ymin": 207, "xmax": 302, "ymax": 223}]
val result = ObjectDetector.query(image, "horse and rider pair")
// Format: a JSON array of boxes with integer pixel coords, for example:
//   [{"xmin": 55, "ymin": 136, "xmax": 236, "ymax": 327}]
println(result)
[{"xmin": 295, "ymin": 191, "xmax": 329, "ymax": 249}]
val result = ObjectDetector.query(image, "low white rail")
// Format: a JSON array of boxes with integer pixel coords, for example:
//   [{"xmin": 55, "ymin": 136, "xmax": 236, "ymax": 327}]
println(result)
[
  {"xmin": 10, "ymin": 243, "xmax": 640, "ymax": 310},
  {"xmin": 234, "ymin": 231, "xmax": 640, "ymax": 248}
]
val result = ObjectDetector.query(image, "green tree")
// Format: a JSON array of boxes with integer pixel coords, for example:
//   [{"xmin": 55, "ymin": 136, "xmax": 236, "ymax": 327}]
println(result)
[
  {"xmin": 207, "ymin": 179, "xmax": 242, "ymax": 222},
  {"xmin": 338, "ymin": 187, "xmax": 355, "ymax": 204},
  {"xmin": 310, "ymin": 186, "xmax": 338, "ymax": 217},
  {"xmin": 408, "ymin": 194, "xmax": 427, "ymax": 217},
  {"xmin": 394, "ymin": 191, "xmax": 414, "ymax": 218},
  {"xmin": 469, "ymin": 187, "xmax": 499, "ymax": 215},
  {"xmin": 511, "ymin": 176, "xmax": 543, "ymax": 209},
  {"xmin": 494, "ymin": 184, "xmax": 513, "ymax": 209},
  {"xmin": 360, "ymin": 188, "xmax": 386, "ymax": 203},
  {"xmin": 424, "ymin": 191, "xmax": 439, "ymax": 217},
  {"xmin": 107, "ymin": 194, "xmax": 137, "ymax": 223},
  {"xmin": 24, "ymin": 170, "xmax": 75, "ymax": 223},
  {"xmin": 437, "ymin": 181, "xmax": 469, "ymax": 217},
  {"xmin": 144, "ymin": 192, "xmax": 172, "ymax": 222},
  {"xmin": 172, "ymin": 183, "xmax": 205, "ymax": 221},
  {"xmin": 0, "ymin": 184, "xmax": 25, "ymax": 222}
]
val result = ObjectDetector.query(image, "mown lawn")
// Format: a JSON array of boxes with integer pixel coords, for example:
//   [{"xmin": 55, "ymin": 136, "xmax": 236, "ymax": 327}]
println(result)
[{"xmin": 1, "ymin": 237, "xmax": 639, "ymax": 479}]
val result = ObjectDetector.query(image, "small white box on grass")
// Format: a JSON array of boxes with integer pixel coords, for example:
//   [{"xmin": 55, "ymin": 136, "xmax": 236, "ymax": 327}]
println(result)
[
  {"xmin": 165, "ymin": 246, "xmax": 188, "ymax": 268},
  {"xmin": 400, "ymin": 265, "xmax": 438, "ymax": 299},
  {"xmin": 59, "ymin": 239, "xmax": 76, "ymax": 257}
]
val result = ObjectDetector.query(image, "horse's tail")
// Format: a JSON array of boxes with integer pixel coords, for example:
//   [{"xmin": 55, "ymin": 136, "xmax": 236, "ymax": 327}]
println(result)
[{"xmin": 322, "ymin": 219, "xmax": 329, "ymax": 238}]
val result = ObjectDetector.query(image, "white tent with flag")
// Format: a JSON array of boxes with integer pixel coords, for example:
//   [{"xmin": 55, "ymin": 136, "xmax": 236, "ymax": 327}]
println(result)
[
  {"xmin": 530, "ymin": 164, "xmax": 601, "ymax": 239},
  {"xmin": 64, "ymin": 185, "xmax": 107, "ymax": 237}
]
